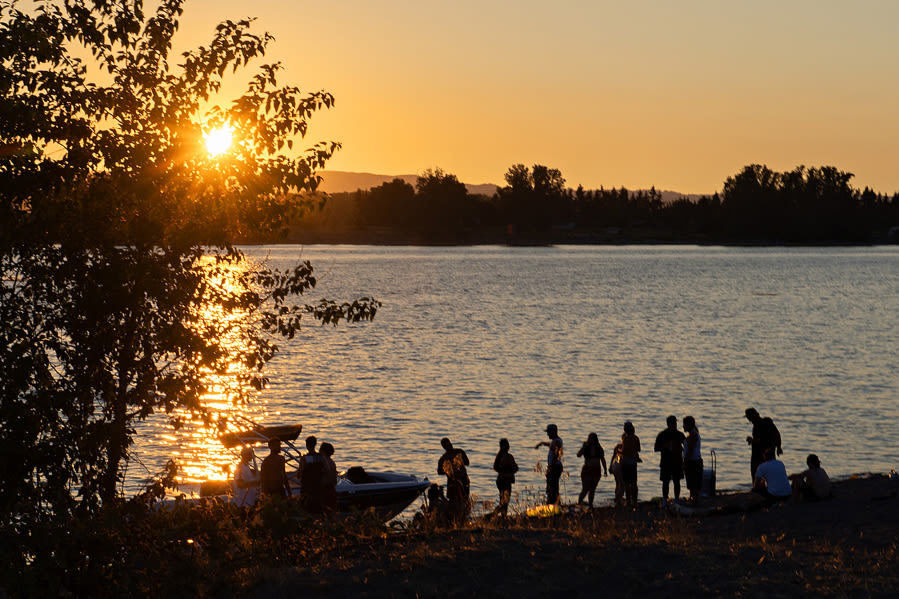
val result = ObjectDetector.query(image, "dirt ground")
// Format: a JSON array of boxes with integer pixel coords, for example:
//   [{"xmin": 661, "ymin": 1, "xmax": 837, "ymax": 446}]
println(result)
[{"xmin": 246, "ymin": 473, "xmax": 899, "ymax": 598}]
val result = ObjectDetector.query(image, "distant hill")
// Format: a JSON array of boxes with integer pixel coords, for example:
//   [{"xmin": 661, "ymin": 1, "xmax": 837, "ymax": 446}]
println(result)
[
  {"xmin": 318, "ymin": 170, "xmax": 708, "ymax": 202},
  {"xmin": 657, "ymin": 190, "xmax": 708, "ymax": 203},
  {"xmin": 318, "ymin": 171, "xmax": 499, "ymax": 196}
]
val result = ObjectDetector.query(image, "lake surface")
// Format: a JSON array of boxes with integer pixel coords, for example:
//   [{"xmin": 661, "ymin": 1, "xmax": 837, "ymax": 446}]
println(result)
[{"xmin": 133, "ymin": 245, "xmax": 899, "ymax": 512}]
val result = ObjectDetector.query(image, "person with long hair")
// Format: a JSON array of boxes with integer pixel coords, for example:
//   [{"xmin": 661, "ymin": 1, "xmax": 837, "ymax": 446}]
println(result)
[
  {"xmin": 682, "ymin": 416, "xmax": 703, "ymax": 503},
  {"xmin": 609, "ymin": 443, "xmax": 624, "ymax": 506},
  {"xmin": 492, "ymin": 438, "xmax": 519, "ymax": 516},
  {"xmin": 576, "ymin": 432, "xmax": 608, "ymax": 508}
]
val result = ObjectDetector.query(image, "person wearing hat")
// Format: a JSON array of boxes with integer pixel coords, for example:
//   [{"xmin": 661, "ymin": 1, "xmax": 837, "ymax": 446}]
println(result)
[
  {"xmin": 535, "ymin": 423, "xmax": 564, "ymax": 504},
  {"xmin": 234, "ymin": 446, "xmax": 260, "ymax": 507}
]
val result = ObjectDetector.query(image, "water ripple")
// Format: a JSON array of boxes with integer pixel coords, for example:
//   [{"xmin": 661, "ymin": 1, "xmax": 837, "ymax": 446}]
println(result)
[{"xmin": 132, "ymin": 245, "xmax": 899, "ymax": 506}]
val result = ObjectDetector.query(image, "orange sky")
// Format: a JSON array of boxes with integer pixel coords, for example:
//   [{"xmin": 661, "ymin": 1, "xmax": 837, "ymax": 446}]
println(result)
[{"xmin": 177, "ymin": 1, "xmax": 899, "ymax": 195}]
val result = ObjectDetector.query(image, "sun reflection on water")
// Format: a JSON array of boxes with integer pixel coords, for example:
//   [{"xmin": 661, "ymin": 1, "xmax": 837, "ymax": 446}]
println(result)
[{"xmin": 139, "ymin": 253, "xmax": 278, "ymax": 491}]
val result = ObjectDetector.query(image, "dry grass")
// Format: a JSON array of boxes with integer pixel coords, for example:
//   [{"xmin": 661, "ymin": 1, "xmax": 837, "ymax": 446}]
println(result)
[{"xmin": 242, "ymin": 475, "xmax": 899, "ymax": 598}]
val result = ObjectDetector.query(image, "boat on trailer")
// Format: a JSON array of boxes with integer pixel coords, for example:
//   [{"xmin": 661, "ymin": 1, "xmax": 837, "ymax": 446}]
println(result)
[{"xmin": 197, "ymin": 420, "xmax": 430, "ymax": 521}]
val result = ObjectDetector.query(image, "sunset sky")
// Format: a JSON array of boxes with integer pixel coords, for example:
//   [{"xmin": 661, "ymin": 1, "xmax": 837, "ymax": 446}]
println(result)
[{"xmin": 179, "ymin": 1, "xmax": 899, "ymax": 195}]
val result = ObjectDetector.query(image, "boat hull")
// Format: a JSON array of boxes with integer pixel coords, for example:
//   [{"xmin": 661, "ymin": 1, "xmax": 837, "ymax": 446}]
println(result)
[
  {"xmin": 191, "ymin": 470, "xmax": 430, "ymax": 521},
  {"xmin": 334, "ymin": 472, "xmax": 431, "ymax": 520}
]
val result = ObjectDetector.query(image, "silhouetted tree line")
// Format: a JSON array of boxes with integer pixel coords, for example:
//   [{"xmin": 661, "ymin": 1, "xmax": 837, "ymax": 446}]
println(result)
[{"xmin": 288, "ymin": 163, "xmax": 899, "ymax": 244}]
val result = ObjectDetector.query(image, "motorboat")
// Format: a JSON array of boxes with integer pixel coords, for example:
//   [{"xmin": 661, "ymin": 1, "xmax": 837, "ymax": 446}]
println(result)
[
  {"xmin": 196, "ymin": 420, "xmax": 429, "ymax": 521},
  {"xmin": 336, "ymin": 467, "xmax": 432, "ymax": 520}
]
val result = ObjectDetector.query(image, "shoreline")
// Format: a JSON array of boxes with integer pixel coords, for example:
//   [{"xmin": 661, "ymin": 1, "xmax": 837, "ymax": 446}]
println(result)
[{"xmin": 245, "ymin": 472, "xmax": 899, "ymax": 598}]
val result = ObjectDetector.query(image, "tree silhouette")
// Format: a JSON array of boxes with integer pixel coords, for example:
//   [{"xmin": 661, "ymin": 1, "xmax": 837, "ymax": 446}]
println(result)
[
  {"xmin": 415, "ymin": 168, "xmax": 472, "ymax": 234},
  {"xmin": 0, "ymin": 0, "xmax": 378, "ymax": 558},
  {"xmin": 357, "ymin": 178, "xmax": 416, "ymax": 227},
  {"xmin": 497, "ymin": 163, "xmax": 566, "ymax": 234}
]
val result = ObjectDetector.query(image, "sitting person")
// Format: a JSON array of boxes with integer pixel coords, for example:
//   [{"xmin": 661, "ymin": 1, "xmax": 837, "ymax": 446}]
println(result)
[
  {"xmin": 414, "ymin": 483, "xmax": 451, "ymax": 527},
  {"xmin": 346, "ymin": 466, "xmax": 375, "ymax": 484},
  {"xmin": 752, "ymin": 447, "xmax": 792, "ymax": 505},
  {"xmin": 790, "ymin": 453, "xmax": 831, "ymax": 503}
]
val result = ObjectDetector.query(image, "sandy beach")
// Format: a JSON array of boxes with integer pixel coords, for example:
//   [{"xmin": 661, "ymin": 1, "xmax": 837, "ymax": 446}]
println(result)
[{"xmin": 246, "ymin": 473, "xmax": 899, "ymax": 598}]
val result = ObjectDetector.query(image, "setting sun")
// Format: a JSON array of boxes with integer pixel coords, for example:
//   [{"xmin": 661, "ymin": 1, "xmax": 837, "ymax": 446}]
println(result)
[{"xmin": 204, "ymin": 124, "xmax": 233, "ymax": 157}]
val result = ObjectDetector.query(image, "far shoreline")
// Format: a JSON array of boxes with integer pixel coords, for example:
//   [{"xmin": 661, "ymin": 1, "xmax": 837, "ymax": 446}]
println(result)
[{"xmin": 241, "ymin": 227, "xmax": 899, "ymax": 247}]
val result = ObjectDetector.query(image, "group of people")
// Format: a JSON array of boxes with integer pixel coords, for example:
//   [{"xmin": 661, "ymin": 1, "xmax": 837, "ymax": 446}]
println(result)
[
  {"xmin": 435, "ymin": 407, "xmax": 831, "ymax": 515},
  {"xmin": 231, "ymin": 406, "xmax": 831, "ymax": 516},
  {"xmin": 744, "ymin": 408, "xmax": 831, "ymax": 505},
  {"xmin": 233, "ymin": 435, "xmax": 339, "ymax": 514},
  {"xmin": 436, "ymin": 417, "xmax": 697, "ymax": 514}
]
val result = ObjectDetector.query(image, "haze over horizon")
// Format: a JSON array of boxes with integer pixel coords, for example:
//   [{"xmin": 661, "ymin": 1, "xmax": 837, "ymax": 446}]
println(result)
[{"xmin": 178, "ymin": 1, "xmax": 899, "ymax": 196}]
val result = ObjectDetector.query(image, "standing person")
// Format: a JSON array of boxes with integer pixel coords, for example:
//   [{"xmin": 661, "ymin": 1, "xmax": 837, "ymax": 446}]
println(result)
[
  {"xmin": 260, "ymin": 437, "xmax": 290, "ymax": 499},
  {"xmin": 620, "ymin": 422, "xmax": 641, "ymax": 508},
  {"xmin": 654, "ymin": 415, "xmax": 686, "ymax": 507},
  {"xmin": 753, "ymin": 447, "xmax": 791, "ymax": 505},
  {"xmin": 297, "ymin": 435, "xmax": 325, "ymax": 514},
  {"xmin": 609, "ymin": 443, "xmax": 624, "ymax": 506},
  {"xmin": 535, "ymin": 424, "xmax": 564, "ymax": 505},
  {"xmin": 233, "ymin": 446, "xmax": 260, "ymax": 507},
  {"xmin": 437, "ymin": 437, "xmax": 471, "ymax": 509},
  {"xmin": 492, "ymin": 438, "xmax": 519, "ymax": 517},
  {"xmin": 576, "ymin": 433, "xmax": 608, "ymax": 508},
  {"xmin": 745, "ymin": 408, "xmax": 783, "ymax": 483},
  {"xmin": 319, "ymin": 441, "xmax": 338, "ymax": 514},
  {"xmin": 682, "ymin": 416, "xmax": 703, "ymax": 503}
]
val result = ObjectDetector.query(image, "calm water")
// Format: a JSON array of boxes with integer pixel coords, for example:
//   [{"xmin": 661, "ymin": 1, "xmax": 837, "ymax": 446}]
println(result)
[{"xmin": 133, "ymin": 245, "xmax": 899, "ymax": 511}]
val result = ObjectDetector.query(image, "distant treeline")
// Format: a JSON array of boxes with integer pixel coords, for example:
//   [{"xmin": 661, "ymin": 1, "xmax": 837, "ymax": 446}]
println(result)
[{"xmin": 282, "ymin": 164, "xmax": 899, "ymax": 245}]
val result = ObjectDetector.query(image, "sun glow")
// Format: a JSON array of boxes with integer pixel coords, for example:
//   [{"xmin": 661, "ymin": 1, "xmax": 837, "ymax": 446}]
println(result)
[{"xmin": 204, "ymin": 124, "xmax": 234, "ymax": 157}]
